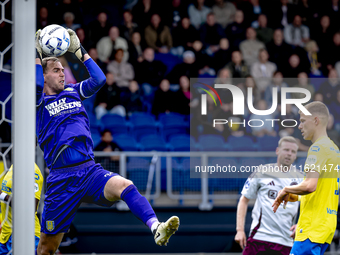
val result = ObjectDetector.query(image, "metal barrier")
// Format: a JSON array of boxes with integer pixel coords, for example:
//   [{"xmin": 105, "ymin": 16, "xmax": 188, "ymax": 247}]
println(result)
[{"xmin": 94, "ymin": 151, "xmax": 308, "ymax": 210}]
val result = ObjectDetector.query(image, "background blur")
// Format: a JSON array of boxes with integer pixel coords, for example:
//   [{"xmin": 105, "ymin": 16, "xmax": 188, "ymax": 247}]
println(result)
[{"xmin": 1, "ymin": 0, "xmax": 340, "ymax": 253}]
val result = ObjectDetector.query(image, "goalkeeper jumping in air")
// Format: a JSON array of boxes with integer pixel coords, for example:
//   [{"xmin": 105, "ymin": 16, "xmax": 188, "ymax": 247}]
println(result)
[{"xmin": 35, "ymin": 28, "xmax": 179, "ymax": 255}]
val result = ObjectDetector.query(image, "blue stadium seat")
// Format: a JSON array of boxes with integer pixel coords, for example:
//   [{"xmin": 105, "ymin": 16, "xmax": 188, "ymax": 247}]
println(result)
[
  {"xmin": 257, "ymin": 135, "xmax": 280, "ymax": 151},
  {"xmin": 100, "ymin": 114, "xmax": 129, "ymax": 135},
  {"xmin": 127, "ymin": 158, "xmax": 155, "ymax": 192},
  {"xmin": 140, "ymin": 134, "xmax": 168, "ymax": 151},
  {"xmin": 198, "ymin": 134, "xmax": 227, "ymax": 151},
  {"xmin": 91, "ymin": 132, "xmax": 101, "ymax": 149},
  {"xmin": 113, "ymin": 134, "xmax": 139, "ymax": 151},
  {"xmin": 129, "ymin": 113, "xmax": 159, "ymax": 142},
  {"xmin": 227, "ymin": 136, "xmax": 257, "ymax": 151},
  {"xmin": 169, "ymin": 134, "xmax": 191, "ymax": 151},
  {"xmin": 154, "ymin": 53, "xmax": 181, "ymax": 75},
  {"xmin": 158, "ymin": 113, "xmax": 189, "ymax": 142}
]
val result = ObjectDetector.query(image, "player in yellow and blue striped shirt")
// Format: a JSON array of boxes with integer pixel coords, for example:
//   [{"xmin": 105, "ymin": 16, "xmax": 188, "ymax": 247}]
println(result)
[{"xmin": 273, "ymin": 101, "xmax": 340, "ymax": 255}]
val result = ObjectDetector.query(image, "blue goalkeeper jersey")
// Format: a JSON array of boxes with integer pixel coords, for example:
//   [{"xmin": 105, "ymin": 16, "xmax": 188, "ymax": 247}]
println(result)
[{"xmin": 36, "ymin": 58, "xmax": 106, "ymax": 169}]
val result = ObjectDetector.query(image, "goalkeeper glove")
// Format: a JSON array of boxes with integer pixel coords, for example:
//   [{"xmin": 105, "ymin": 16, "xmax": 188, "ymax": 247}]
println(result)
[
  {"xmin": 35, "ymin": 29, "xmax": 43, "ymax": 61},
  {"xmin": 67, "ymin": 28, "xmax": 87, "ymax": 62}
]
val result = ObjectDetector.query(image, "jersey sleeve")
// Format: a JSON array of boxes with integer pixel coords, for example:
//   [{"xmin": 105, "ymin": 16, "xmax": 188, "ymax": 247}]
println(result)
[
  {"xmin": 69, "ymin": 58, "xmax": 106, "ymax": 100},
  {"xmin": 241, "ymin": 171, "xmax": 260, "ymax": 199},
  {"xmin": 34, "ymin": 164, "xmax": 44, "ymax": 200},
  {"xmin": 36, "ymin": 64, "xmax": 44, "ymax": 106},
  {"xmin": 304, "ymin": 144, "xmax": 328, "ymax": 174}
]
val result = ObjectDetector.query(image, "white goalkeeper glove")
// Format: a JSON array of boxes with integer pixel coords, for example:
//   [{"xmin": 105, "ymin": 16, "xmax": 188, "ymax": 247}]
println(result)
[
  {"xmin": 35, "ymin": 29, "xmax": 43, "ymax": 61},
  {"xmin": 67, "ymin": 28, "xmax": 87, "ymax": 62}
]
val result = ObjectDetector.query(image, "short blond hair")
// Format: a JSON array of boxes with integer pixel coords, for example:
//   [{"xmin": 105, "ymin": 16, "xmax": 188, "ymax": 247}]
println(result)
[
  {"xmin": 278, "ymin": 136, "xmax": 298, "ymax": 147},
  {"xmin": 299, "ymin": 101, "xmax": 329, "ymax": 120},
  {"xmin": 42, "ymin": 57, "xmax": 60, "ymax": 73}
]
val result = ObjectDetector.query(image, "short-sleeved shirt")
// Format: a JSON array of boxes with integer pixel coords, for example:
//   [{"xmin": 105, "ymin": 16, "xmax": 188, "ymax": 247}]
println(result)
[
  {"xmin": 241, "ymin": 163, "xmax": 303, "ymax": 247},
  {"xmin": 296, "ymin": 136, "xmax": 340, "ymax": 244},
  {"xmin": 0, "ymin": 164, "xmax": 44, "ymax": 243}
]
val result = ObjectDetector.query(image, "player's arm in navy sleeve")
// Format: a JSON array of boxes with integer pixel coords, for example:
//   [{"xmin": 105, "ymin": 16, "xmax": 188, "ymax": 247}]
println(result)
[{"xmin": 35, "ymin": 30, "xmax": 44, "ymax": 106}]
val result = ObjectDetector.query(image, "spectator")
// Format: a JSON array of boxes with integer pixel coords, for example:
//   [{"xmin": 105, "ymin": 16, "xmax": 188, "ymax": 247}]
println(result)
[
  {"xmin": 266, "ymin": 29, "xmax": 292, "ymax": 71},
  {"xmin": 128, "ymin": 32, "xmax": 146, "ymax": 68},
  {"xmin": 135, "ymin": 48, "xmax": 167, "ymax": 97},
  {"xmin": 224, "ymin": 50, "xmax": 249, "ymax": 78},
  {"xmin": 121, "ymin": 80, "xmax": 144, "ymax": 116},
  {"xmin": 172, "ymin": 76, "xmax": 192, "ymax": 115},
  {"xmin": 166, "ymin": 50, "xmax": 199, "ymax": 84},
  {"xmin": 250, "ymin": 48, "xmax": 277, "ymax": 92},
  {"xmin": 212, "ymin": 0, "xmax": 237, "ymax": 29},
  {"xmin": 94, "ymin": 72, "xmax": 126, "ymax": 119},
  {"xmin": 255, "ymin": 14, "xmax": 273, "ymax": 44},
  {"xmin": 61, "ymin": 12, "xmax": 81, "ymax": 31},
  {"xmin": 327, "ymin": 114, "xmax": 340, "ymax": 147},
  {"xmin": 212, "ymin": 38, "xmax": 231, "ymax": 72},
  {"xmin": 225, "ymin": 10, "xmax": 247, "ymax": 50},
  {"xmin": 188, "ymin": 0, "xmax": 212, "ymax": 29},
  {"xmin": 318, "ymin": 68, "xmax": 340, "ymax": 105},
  {"xmin": 152, "ymin": 79, "xmax": 174, "ymax": 116},
  {"xmin": 249, "ymin": 100, "xmax": 277, "ymax": 137},
  {"xmin": 281, "ymin": 54, "xmax": 309, "ymax": 78},
  {"xmin": 163, "ymin": 0, "xmax": 188, "ymax": 28},
  {"xmin": 264, "ymin": 71, "xmax": 289, "ymax": 106},
  {"xmin": 88, "ymin": 11, "xmax": 111, "ymax": 46},
  {"xmin": 199, "ymin": 12, "xmax": 226, "ymax": 56},
  {"xmin": 132, "ymin": 0, "xmax": 158, "ymax": 30},
  {"xmin": 297, "ymin": 0, "xmax": 319, "ymax": 28},
  {"xmin": 119, "ymin": 10, "xmax": 139, "ymax": 42},
  {"xmin": 283, "ymin": 15, "xmax": 310, "ymax": 47},
  {"xmin": 88, "ymin": 47, "xmax": 107, "ymax": 73},
  {"xmin": 238, "ymin": 0, "xmax": 263, "ymax": 27},
  {"xmin": 94, "ymin": 130, "xmax": 121, "ymax": 173},
  {"xmin": 314, "ymin": 92, "xmax": 324, "ymax": 102},
  {"xmin": 215, "ymin": 68, "xmax": 233, "ymax": 104},
  {"xmin": 97, "ymin": 26, "xmax": 129, "ymax": 64},
  {"xmin": 291, "ymin": 72, "xmax": 315, "ymax": 100},
  {"xmin": 239, "ymin": 27, "xmax": 266, "ymax": 68},
  {"xmin": 305, "ymin": 40, "xmax": 323, "ymax": 76},
  {"xmin": 239, "ymin": 75, "xmax": 262, "ymax": 116},
  {"xmin": 144, "ymin": 13, "xmax": 173, "ymax": 53},
  {"xmin": 275, "ymin": 104, "xmax": 297, "ymax": 137},
  {"xmin": 329, "ymin": 89, "xmax": 340, "ymax": 128},
  {"xmin": 37, "ymin": 6, "xmax": 50, "ymax": 30},
  {"xmin": 107, "ymin": 49, "xmax": 135, "ymax": 89},
  {"xmin": 269, "ymin": 0, "xmax": 297, "ymax": 29},
  {"xmin": 322, "ymin": 0, "xmax": 340, "ymax": 25},
  {"xmin": 52, "ymin": 0, "xmax": 83, "ymax": 25},
  {"xmin": 323, "ymin": 32, "xmax": 340, "ymax": 69},
  {"xmin": 171, "ymin": 17, "xmax": 200, "ymax": 55},
  {"xmin": 76, "ymin": 27, "xmax": 91, "ymax": 51}
]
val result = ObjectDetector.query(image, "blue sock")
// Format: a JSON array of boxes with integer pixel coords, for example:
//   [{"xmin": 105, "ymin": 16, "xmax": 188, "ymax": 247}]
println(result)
[{"xmin": 121, "ymin": 184, "xmax": 158, "ymax": 228}]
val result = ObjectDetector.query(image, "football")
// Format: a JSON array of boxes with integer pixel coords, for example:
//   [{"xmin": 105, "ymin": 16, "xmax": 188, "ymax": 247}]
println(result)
[{"xmin": 39, "ymin": 24, "xmax": 70, "ymax": 57}]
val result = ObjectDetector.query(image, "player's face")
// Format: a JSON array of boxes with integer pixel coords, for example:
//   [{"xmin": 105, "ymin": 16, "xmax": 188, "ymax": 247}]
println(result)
[
  {"xmin": 298, "ymin": 113, "xmax": 315, "ymax": 140},
  {"xmin": 276, "ymin": 141, "xmax": 298, "ymax": 167},
  {"xmin": 44, "ymin": 61, "xmax": 65, "ymax": 94}
]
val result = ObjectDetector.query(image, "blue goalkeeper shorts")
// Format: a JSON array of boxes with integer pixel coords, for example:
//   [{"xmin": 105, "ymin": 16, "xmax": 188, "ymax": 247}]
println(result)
[
  {"xmin": 0, "ymin": 235, "xmax": 40, "ymax": 255},
  {"xmin": 290, "ymin": 238, "xmax": 329, "ymax": 255},
  {"xmin": 41, "ymin": 160, "xmax": 118, "ymax": 234}
]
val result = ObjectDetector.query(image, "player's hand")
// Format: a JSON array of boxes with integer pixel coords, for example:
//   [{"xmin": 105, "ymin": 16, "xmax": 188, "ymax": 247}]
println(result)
[
  {"xmin": 35, "ymin": 29, "xmax": 43, "ymax": 60},
  {"xmin": 290, "ymin": 224, "xmax": 297, "ymax": 239},
  {"xmin": 67, "ymin": 28, "xmax": 87, "ymax": 62},
  {"xmin": 272, "ymin": 188, "xmax": 288, "ymax": 213},
  {"xmin": 235, "ymin": 230, "xmax": 247, "ymax": 250}
]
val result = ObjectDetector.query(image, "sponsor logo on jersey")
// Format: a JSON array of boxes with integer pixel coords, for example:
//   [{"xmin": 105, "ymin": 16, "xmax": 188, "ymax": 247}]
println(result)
[
  {"xmin": 46, "ymin": 221, "xmax": 55, "ymax": 231},
  {"xmin": 311, "ymin": 145, "xmax": 320, "ymax": 152},
  {"xmin": 64, "ymin": 88, "xmax": 74, "ymax": 92},
  {"xmin": 104, "ymin": 172, "xmax": 114, "ymax": 178},
  {"xmin": 306, "ymin": 155, "xmax": 317, "ymax": 164},
  {"xmin": 34, "ymin": 183, "xmax": 39, "ymax": 193},
  {"xmin": 327, "ymin": 208, "xmax": 337, "ymax": 215},
  {"xmin": 45, "ymin": 98, "xmax": 81, "ymax": 116},
  {"xmin": 244, "ymin": 179, "xmax": 250, "ymax": 189},
  {"xmin": 290, "ymin": 182, "xmax": 298, "ymax": 186},
  {"xmin": 268, "ymin": 190, "xmax": 278, "ymax": 199}
]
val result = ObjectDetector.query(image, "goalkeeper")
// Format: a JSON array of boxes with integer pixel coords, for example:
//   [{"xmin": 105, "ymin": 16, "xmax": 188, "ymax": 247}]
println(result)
[
  {"xmin": 35, "ymin": 28, "xmax": 179, "ymax": 255},
  {"xmin": 0, "ymin": 163, "xmax": 44, "ymax": 255}
]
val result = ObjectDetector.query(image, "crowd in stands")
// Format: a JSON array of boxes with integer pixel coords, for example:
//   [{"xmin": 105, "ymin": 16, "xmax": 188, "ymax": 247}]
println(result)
[{"xmin": 2, "ymin": 0, "xmax": 340, "ymax": 153}]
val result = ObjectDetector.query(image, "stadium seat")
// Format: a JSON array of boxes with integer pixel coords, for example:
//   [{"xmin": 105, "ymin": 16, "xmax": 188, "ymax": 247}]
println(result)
[
  {"xmin": 158, "ymin": 113, "xmax": 189, "ymax": 142},
  {"xmin": 168, "ymin": 134, "xmax": 192, "ymax": 151},
  {"xmin": 181, "ymin": 157, "xmax": 201, "ymax": 191},
  {"xmin": 100, "ymin": 114, "xmax": 129, "ymax": 135},
  {"xmin": 127, "ymin": 158, "xmax": 155, "ymax": 192},
  {"xmin": 154, "ymin": 53, "xmax": 181, "ymax": 75},
  {"xmin": 227, "ymin": 136, "xmax": 257, "ymax": 151},
  {"xmin": 113, "ymin": 134, "xmax": 139, "ymax": 151},
  {"xmin": 129, "ymin": 113, "xmax": 159, "ymax": 142},
  {"xmin": 140, "ymin": 134, "xmax": 168, "ymax": 151},
  {"xmin": 257, "ymin": 135, "xmax": 280, "ymax": 151},
  {"xmin": 198, "ymin": 134, "xmax": 228, "ymax": 151}
]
